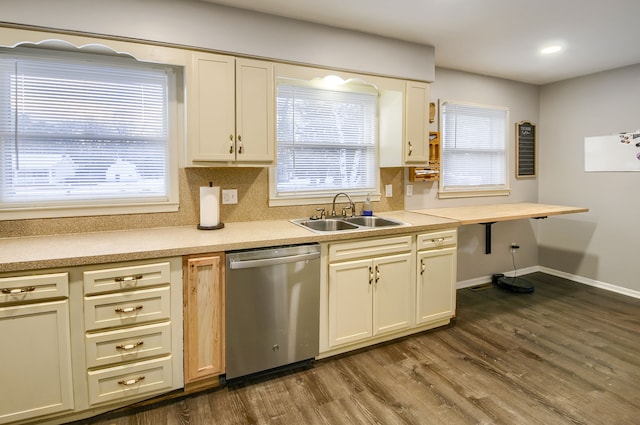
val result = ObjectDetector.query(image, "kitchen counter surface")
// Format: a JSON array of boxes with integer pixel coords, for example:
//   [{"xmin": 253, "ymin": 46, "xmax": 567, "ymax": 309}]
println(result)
[
  {"xmin": 0, "ymin": 210, "xmax": 459, "ymax": 272},
  {"xmin": 411, "ymin": 202, "xmax": 588, "ymax": 224}
]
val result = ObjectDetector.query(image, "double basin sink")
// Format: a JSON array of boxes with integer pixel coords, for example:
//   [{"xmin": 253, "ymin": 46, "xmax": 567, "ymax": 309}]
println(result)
[{"xmin": 291, "ymin": 215, "xmax": 407, "ymax": 233}]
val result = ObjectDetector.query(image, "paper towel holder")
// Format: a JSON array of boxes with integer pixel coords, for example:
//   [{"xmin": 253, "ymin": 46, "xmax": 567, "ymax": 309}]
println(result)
[
  {"xmin": 198, "ymin": 222, "xmax": 225, "ymax": 230},
  {"xmin": 198, "ymin": 182, "xmax": 225, "ymax": 230}
]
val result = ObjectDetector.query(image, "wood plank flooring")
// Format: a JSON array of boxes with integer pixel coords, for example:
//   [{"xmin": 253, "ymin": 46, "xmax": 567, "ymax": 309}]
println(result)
[{"xmin": 82, "ymin": 272, "xmax": 640, "ymax": 425}]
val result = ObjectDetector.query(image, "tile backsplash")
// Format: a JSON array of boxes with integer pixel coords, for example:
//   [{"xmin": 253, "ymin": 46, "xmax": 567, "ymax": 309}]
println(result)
[{"xmin": 1, "ymin": 167, "xmax": 405, "ymax": 238}]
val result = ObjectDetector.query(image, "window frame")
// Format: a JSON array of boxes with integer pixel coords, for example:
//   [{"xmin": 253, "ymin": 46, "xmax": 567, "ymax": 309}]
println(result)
[
  {"xmin": 269, "ymin": 75, "xmax": 381, "ymax": 207},
  {"xmin": 0, "ymin": 34, "xmax": 185, "ymax": 220},
  {"xmin": 438, "ymin": 99, "xmax": 511, "ymax": 199}
]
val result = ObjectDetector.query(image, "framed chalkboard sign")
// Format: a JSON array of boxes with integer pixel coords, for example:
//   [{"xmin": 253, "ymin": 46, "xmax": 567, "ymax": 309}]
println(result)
[{"xmin": 516, "ymin": 121, "xmax": 536, "ymax": 178}]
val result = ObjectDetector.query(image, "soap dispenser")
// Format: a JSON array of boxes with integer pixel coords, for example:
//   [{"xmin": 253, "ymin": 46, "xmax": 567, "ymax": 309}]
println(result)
[{"xmin": 362, "ymin": 194, "xmax": 373, "ymax": 216}]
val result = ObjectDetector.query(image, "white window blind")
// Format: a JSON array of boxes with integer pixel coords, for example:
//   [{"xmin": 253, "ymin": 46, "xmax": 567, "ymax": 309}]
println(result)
[
  {"xmin": 275, "ymin": 82, "xmax": 378, "ymax": 199},
  {"xmin": 440, "ymin": 101, "xmax": 509, "ymax": 196},
  {"xmin": 0, "ymin": 49, "xmax": 171, "ymax": 211}
]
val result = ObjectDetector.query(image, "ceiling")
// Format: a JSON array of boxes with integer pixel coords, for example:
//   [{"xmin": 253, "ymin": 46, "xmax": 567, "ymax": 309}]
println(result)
[{"xmin": 201, "ymin": 0, "xmax": 640, "ymax": 85}]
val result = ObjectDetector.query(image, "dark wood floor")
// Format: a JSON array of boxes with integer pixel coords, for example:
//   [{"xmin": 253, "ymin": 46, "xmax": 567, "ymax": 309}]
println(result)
[{"xmin": 83, "ymin": 272, "xmax": 640, "ymax": 425}]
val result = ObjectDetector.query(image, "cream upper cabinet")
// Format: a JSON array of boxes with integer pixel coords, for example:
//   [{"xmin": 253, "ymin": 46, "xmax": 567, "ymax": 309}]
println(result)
[
  {"xmin": 415, "ymin": 230, "xmax": 458, "ymax": 325},
  {"xmin": 404, "ymin": 81, "xmax": 430, "ymax": 163},
  {"xmin": 186, "ymin": 52, "xmax": 274, "ymax": 165},
  {"xmin": 0, "ymin": 274, "xmax": 74, "ymax": 425},
  {"xmin": 379, "ymin": 81, "xmax": 430, "ymax": 167},
  {"xmin": 327, "ymin": 236, "xmax": 413, "ymax": 349}
]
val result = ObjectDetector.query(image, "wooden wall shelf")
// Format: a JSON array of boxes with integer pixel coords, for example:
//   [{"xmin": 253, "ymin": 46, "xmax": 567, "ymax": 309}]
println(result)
[{"xmin": 409, "ymin": 131, "xmax": 440, "ymax": 182}]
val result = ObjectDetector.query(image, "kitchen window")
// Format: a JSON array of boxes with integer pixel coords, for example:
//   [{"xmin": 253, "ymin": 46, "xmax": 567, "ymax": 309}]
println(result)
[
  {"xmin": 270, "ymin": 77, "xmax": 379, "ymax": 206},
  {"xmin": 0, "ymin": 47, "xmax": 180, "ymax": 219},
  {"xmin": 439, "ymin": 100, "xmax": 510, "ymax": 198}
]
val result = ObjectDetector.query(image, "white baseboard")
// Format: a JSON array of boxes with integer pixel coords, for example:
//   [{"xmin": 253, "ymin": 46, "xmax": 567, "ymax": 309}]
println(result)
[{"xmin": 456, "ymin": 266, "xmax": 640, "ymax": 300}]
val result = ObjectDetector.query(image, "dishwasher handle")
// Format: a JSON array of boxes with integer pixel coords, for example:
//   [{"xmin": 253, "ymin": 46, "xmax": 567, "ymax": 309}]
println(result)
[{"xmin": 228, "ymin": 251, "xmax": 320, "ymax": 270}]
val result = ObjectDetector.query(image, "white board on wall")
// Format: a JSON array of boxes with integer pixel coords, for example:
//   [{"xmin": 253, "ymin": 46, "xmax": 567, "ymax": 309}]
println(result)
[{"xmin": 585, "ymin": 132, "xmax": 640, "ymax": 171}]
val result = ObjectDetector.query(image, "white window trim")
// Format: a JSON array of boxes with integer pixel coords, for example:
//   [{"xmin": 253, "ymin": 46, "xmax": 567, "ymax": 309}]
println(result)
[
  {"xmin": 0, "ymin": 30, "xmax": 185, "ymax": 220},
  {"xmin": 269, "ymin": 74, "xmax": 382, "ymax": 207},
  {"xmin": 438, "ymin": 99, "xmax": 511, "ymax": 199}
]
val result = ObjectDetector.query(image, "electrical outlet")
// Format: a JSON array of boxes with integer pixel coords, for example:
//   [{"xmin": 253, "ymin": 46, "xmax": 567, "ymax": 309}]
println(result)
[
  {"xmin": 511, "ymin": 242, "xmax": 520, "ymax": 252},
  {"xmin": 406, "ymin": 184, "xmax": 413, "ymax": 197},
  {"xmin": 385, "ymin": 184, "xmax": 393, "ymax": 197},
  {"xmin": 222, "ymin": 189, "xmax": 238, "ymax": 204}
]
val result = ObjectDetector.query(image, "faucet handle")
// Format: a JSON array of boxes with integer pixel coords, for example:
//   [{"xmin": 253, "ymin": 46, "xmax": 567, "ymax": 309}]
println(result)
[{"xmin": 315, "ymin": 207, "xmax": 326, "ymax": 219}]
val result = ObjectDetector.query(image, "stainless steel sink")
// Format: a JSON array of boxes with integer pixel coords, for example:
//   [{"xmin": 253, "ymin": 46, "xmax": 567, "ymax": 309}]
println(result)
[
  {"xmin": 296, "ymin": 219, "xmax": 359, "ymax": 232},
  {"xmin": 343, "ymin": 216, "xmax": 402, "ymax": 227},
  {"xmin": 291, "ymin": 216, "xmax": 406, "ymax": 233}
]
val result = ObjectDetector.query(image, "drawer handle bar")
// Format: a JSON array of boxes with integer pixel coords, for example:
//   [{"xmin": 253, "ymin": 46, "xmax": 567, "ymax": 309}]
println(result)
[
  {"xmin": 115, "ymin": 275, "xmax": 144, "ymax": 283},
  {"xmin": 116, "ymin": 341, "xmax": 144, "ymax": 351},
  {"xmin": 115, "ymin": 305, "xmax": 144, "ymax": 314},
  {"xmin": 420, "ymin": 259, "xmax": 426, "ymax": 275},
  {"xmin": 118, "ymin": 376, "xmax": 145, "ymax": 386},
  {"xmin": 431, "ymin": 238, "xmax": 446, "ymax": 246},
  {"xmin": 375, "ymin": 265, "xmax": 380, "ymax": 283},
  {"xmin": 1, "ymin": 286, "xmax": 36, "ymax": 295}
]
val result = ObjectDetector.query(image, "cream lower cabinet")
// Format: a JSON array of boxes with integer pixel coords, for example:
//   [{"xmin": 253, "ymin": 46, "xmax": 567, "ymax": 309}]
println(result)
[
  {"xmin": 0, "ymin": 273, "xmax": 73, "ymax": 425},
  {"xmin": 327, "ymin": 236, "xmax": 413, "ymax": 350},
  {"xmin": 182, "ymin": 253, "xmax": 225, "ymax": 389},
  {"xmin": 416, "ymin": 229, "xmax": 458, "ymax": 325}
]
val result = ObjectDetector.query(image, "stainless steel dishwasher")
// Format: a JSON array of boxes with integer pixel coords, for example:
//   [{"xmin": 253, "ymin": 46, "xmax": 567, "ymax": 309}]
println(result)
[{"xmin": 225, "ymin": 243, "xmax": 320, "ymax": 381}]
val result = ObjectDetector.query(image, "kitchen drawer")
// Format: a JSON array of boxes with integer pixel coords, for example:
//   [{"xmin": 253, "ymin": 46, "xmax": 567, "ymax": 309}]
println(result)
[
  {"xmin": 83, "ymin": 261, "xmax": 172, "ymax": 295},
  {"xmin": 85, "ymin": 321, "xmax": 172, "ymax": 369},
  {"xmin": 84, "ymin": 286, "xmax": 171, "ymax": 332},
  {"xmin": 0, "ymin": 272, "xmax": 68, "ymax": 305},
  {"xmin": 329, "ymin": 235, "xmax": 412, "ymax": 263},
  {"xmin": 416, "ymin": 229, "xmax": 457, "ymax": 251},
  {"xmin": 87, "ymin": 356, "xmax": 173, "ymax": 406}
]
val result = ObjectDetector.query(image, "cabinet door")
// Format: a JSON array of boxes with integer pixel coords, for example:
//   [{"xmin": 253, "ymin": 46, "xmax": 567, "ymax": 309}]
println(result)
[
  {"xmin": 328, "ymin": 259, "xmax": 373, "ymax": 348},
  {"xmin": 0, "ymin": 301, "xmax": 73, "ymax": 424},
  {"xmin": 405, "ymin": 81, "xmax": 430, "ymax": 163},
  {"xmin": 373, "ymin": 253, "xmax": 413, "ymax": 336},
  {"xmin": 187, "ymin": 52, "xmax": 235, "ymax": 162},
  {"xmin": 416, "ymin": 247, "xmax": 457, "ymax": 325},
  {"xmin": 183, "ymin": 254, "xmax": 225, "ymax": 384},
  {"xmin": 235, "ymin": 58, "xmax": 274, "ymax": 162}
]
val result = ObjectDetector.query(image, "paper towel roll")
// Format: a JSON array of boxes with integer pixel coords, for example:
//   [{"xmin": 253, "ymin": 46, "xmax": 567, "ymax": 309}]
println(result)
[{"xmin": 199, "ymin": 185, "xmax": 220, "ymax": 227}]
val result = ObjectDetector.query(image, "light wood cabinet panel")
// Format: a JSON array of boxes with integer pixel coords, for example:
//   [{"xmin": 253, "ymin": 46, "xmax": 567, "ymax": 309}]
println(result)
[
  {"xmin": 0, "ymin": 300, "xmax": 73, "ymax": 424},
  {"xmin": 183, "ymin": 253, "xmax": 225, "ymax": 385}
]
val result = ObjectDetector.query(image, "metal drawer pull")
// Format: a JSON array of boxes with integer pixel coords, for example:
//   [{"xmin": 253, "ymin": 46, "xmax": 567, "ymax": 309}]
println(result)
[
  {"xmin": 431, "ymin": 237, "xmax": 446, "ymax": 246},
  {"xmin": 375, "ymin": 265, "xmax": 380, "ymax": 283},
  {"xmin": 368, "ymin": 266, "xmax": 373, "ymax": 285},
  {"xmin": 115, "ymin": 305, "xmax": 143, "ymax": 314},
  {"xmin": 1, "ymin": 286, "xmax": 36, "ymax": 295},
  {"xmin": 116, "ymin": 341, "xmax": 144, "ymax": 351},
  {"xmin": 117, "ymin": 376, "xmax": 145, "ymax": 386},
  {"xmin": 420, "ymin": 259, "xmax": 426, "ymax": 275},
  {"xmin": 114, "ymin": 275, "xmax": 143, "ymax": 283}
]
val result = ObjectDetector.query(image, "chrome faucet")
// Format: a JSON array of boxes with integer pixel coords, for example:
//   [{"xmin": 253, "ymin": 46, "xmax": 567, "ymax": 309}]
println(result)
[{"xmin": 331, "ymin": 192, "xmax": 355, "ymax": 217}]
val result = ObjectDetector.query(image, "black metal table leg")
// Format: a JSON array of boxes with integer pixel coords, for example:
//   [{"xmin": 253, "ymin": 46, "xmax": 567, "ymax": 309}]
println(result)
[{"xmin": 480, "ymin": 222, "xmax": 496, "ymax": 254}]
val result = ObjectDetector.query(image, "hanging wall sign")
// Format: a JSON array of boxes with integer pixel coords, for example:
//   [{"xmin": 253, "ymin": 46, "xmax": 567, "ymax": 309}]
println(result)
[{"xmin": 516, "ymin": 121, "xmax": 536, "ymax": 178}]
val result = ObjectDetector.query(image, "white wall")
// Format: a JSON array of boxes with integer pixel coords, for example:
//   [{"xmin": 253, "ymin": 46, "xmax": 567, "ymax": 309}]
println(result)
[
  {"xmin": 539, "ymin": 64, "xmax": 640, "ymax": 293},
  {"xmin": 405, "ymin": 68, "xmax": 541, "ymax": 283},
  {"xmin": 1, "ymin": 0, "xmax": 434, "ymax": 81}
]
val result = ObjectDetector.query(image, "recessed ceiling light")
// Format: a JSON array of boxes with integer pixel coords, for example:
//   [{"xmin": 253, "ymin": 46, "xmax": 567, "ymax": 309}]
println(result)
[{"xmin": 541, "ymin": 45, "xmax": 563, "ymax": 54}]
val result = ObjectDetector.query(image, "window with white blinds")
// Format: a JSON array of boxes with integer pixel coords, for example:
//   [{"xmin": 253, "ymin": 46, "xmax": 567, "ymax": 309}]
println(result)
[
  {"xmin": 0, "ymin": 48, "xmax": 176, "ymax": 217},
  {"xmin": 439, "ymin": 101, "xmax": 510, "ymax": 197},
  {"xmin": 274, "ymin": 81, "xmax": 378, "ymax": 201}
]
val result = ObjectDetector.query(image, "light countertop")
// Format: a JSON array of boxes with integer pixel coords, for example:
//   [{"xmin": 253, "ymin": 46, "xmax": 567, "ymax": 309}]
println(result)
[{"xmin": 0, "ymin": 210, "xmax": 458, "ymax": 272}]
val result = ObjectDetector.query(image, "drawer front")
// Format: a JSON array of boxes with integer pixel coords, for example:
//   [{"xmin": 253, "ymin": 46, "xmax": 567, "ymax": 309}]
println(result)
[
  {"xmin": 329, "ymin": 235, "xmax": 412, "ymax": 263},
  {"xmin": 416, "ymin": 229, "xmax": 457, "ymax": 251},
  {"xmin": 0, "ymin": 272, "xmax": 68, "ymax": 304},
  {"xmin": 84, "ymin": 286, "xmax": 171, "ymax": 332},
  {"xmin": 87, "ymin": 356, "xmax": 173, "ymax": 406},
  {"xmin": 83, "ymin": 261, "xmax": 171, "ymax": 295},
  {"xmin": 86, "ymin": 321, "xmax": 172, "ymax": 369}
]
